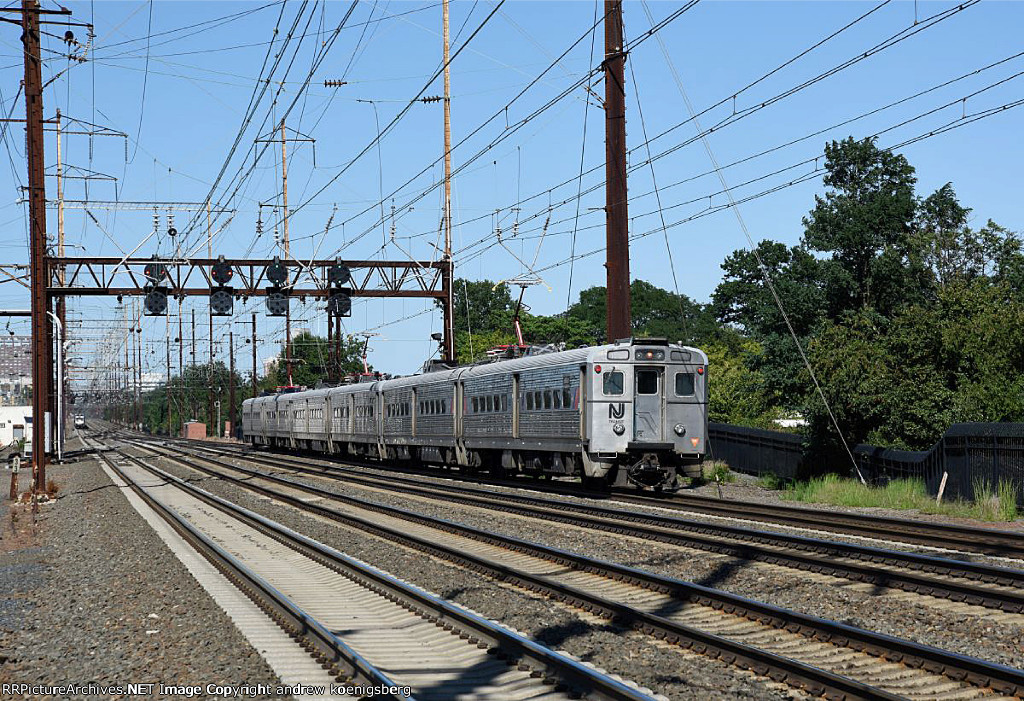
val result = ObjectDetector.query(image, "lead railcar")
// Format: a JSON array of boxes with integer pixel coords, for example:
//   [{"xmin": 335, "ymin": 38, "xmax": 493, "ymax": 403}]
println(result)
[{"xmin": 241, "ymin": 338, "xmax": 707, "ymax": 490}]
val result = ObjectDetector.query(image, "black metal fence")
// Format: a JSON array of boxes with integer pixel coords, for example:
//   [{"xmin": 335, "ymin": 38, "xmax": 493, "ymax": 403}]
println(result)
[
  {"xmin": 708, "ymin": 421, "xmax": 1024, "ymax": 505},
  {"xmin": 707, "ymin": 422, "xmax": 807, "ymax": 480}
]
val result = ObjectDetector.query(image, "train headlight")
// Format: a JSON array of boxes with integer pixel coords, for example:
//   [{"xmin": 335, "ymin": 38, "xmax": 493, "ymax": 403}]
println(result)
[
  {"xmin": 674, "ymin": 423, "xmax": 686, "ymax": 436},
  {"xmin": 612, "ymin": 422, "xmax": 625, "ymax": 435}
]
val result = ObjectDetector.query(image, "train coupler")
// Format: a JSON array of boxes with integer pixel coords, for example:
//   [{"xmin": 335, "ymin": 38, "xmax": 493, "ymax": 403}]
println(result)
[{"xmin": 626, "ymin": 454, "xmax": 670, "ymax": 489}]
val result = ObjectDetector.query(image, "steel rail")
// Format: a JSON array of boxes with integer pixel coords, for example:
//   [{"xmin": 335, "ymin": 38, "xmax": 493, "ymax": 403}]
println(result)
[
  {"xmin": 126, "ymin": 440, "xmax": 1024, "ymax": 699},
  {"xmin": 105, "ymin": 446, "xmax": 661, "ymax": 701},
  {"xmin": 146, "ymin": 437, "xmax": 1024, "ymax": 614},
  {"xmin": 91, "ymin": 446, "xmax": 403, "ymax": 697},
  {"xmin": 147, "ymin": 432, "xmax": 1024, "ymax": 558}
]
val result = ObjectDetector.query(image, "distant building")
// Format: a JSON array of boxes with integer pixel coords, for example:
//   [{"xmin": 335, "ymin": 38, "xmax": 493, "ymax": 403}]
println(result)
[
  {"xmin": 0, "ymin": 405, "xmax": 31, "ymax": 447},
  {"xmin": 0, "ymin": 336, "xmax": 31, "ymax": 406}
]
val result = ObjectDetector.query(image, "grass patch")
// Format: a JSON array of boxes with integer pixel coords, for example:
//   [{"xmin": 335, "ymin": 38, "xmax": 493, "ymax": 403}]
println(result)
[
  {"xmin": 784, "ymin": 474, "xmax": 1021, "ymax": 522},
  {"xmin": 755, "ymin": 472, "xmax": 784, "ymax": 491}
]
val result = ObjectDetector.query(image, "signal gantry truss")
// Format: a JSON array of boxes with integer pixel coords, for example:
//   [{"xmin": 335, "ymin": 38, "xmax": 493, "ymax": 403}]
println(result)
[{"xmin": 47, "ymin": 256, "xmax": 448, "ymax": 299}]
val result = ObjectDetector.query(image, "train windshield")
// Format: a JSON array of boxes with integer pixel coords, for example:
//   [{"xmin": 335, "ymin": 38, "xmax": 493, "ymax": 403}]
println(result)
[
  {"xmin": 675, "ymin": 372, "xmax": 695, "ymax": 396},
  {"xmin": 603, "ymin": 371, "xmax": 624, "ymax": 395}
]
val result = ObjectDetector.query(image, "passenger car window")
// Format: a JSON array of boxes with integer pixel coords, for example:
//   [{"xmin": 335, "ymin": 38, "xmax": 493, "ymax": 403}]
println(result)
[
  {"xmin": 552, "ymin": 391, "xmax": 561, "ymax": 409},
  {"xmin": 526, "ymin": 393, "xmax": 534, "ymax": 410},
  {"xmin": 441, "ymin": 399, "xmax": 447, "ymax": 414},
  {"xmin": 563, "ymin": 389, "xmax": 572, "ymax": 408},
  {"xmin": 501, "ymin": 395, "xmax": 508, "ymax": 412},
  {"xmin": 472, "ymin": 397, "xmax": 478, "ymax": 413},
  {"xmin": 603, "ymin": 371, "xmax": 624, "ymax": 395},
  {"xmin": 637, "ymin": 370, "xmax": 659, "ymax": 395},
  {"xmin": 486, "ymin": 396, "xmax": 493, "ymax": 412},
  {"xmin": 543, "ymin": 391, "xmax": 552, "ymax": 409}
]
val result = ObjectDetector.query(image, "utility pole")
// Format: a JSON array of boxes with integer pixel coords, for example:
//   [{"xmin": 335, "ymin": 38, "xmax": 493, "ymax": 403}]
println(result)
[
  {"xmin": 190, "ymin": 308, "xmax": 195, "ymax": 422},
  {"xmin": 335, "ymin": 313, "xmax": 342, "ymax": 379},
  {"xmin": 327, "ymin": 308, "xmax": 334, "ymax": 383},
  {"xmin": 207, "ymin": 201, "xmax": 214, "ymax": 435},
  {"xmin": 228, "ymin": 331, "xmax": 235, "ymax": 439},
  {"xmin": 177, "ymin": 301, "xmax": 183, "ymax": 435},
  {"xmin": 122, "ymin": 340, "xmax": 128, "ymax": 426},
  {"xmin": 255, "ymin": 122, "xmax": 313, "ymax": 387},
  {"xmin": 55, "ymin": 108, "xmax": 66, "ymax": 457},
  {"xmin": 208, "ymin": 310, "xmax": 214, "ymax": 435},
  {"xmin": 165, "ymin": 313, "xmax": 171, "ymax": 436},
  {"xmin": 280, "ymin": 120, "xmax": 293, "ymax": 386},
  {"xmin": 251, "ymin": 313, "xmax": 258, "ymax": 398},
  {"xmin": 441, "ymin": 0, "xmax": 455, "ymax": 364},
  {"xmin": 604, "ymin": 0, "xmax": 631, "ymax": 342},
  {"xmin": 21, "ymin": 0, "xmax": 53, "ymax": 491}
]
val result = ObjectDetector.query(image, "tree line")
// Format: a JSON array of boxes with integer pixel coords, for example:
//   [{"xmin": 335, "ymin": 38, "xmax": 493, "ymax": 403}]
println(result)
[
  {"xmin": 124, "ymin": 331, "xmax": 368, "ymax": 436},
  {"xmin": 125, "ymin": 137, "xmax": 1023, "ymax": 455}
]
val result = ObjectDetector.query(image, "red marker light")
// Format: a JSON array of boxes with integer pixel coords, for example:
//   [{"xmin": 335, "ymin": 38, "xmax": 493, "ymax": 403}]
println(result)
[
  {"xmin": 646, "ymin": 351, "xmax": 653, "ymax": 359},
  {"xmin": 697, "ymin": 367, "xmax": 704, "ymax": 375},
  {"xmin": 595, "ymin": 365, "xmax": 602, "ymax": 373}
]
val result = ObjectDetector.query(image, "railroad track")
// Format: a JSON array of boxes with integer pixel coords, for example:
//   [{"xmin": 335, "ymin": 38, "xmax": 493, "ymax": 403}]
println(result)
[
  {"xmin": 121, "ymin": 436, "xmax": 1024, "ymax": 700},
  {"xmin": 136, "ymin": 436, "xmax": 1024, "ymax": 616},
  {"xmin": 90, "ymin": 441, "xmax": 659, "ymax": 701},
  {"xmin": 137, "ymin": 432, "xmax": 1024, "ymax": 560}
]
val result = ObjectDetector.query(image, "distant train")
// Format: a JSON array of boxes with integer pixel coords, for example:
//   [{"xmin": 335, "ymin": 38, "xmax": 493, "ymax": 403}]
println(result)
[{"xmin": 241, "ymin": 338, "xmax": 708, "ymax": 489}]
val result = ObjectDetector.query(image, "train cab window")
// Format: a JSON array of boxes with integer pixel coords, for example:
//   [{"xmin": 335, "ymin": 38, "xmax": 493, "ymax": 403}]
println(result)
[
  {"xmin": 526, "ymin": 393, "xmax": 534, "ymax": 410},
  {"xmin": 563, "ymin": 389, "xmax": 573, "ymax": 408},
  {"xmin": 552, "ymin": 391, "xmax": 561, "ymax": 409},
  {"xmin": 603, "ymin": 371, "xmax": 624, "ymax": 396},
  {"xmin": 675, "ymin": 372, "xmax": 696, "ymax": 396},
  {"xmin": 637, "ymin": 370, "xmax": 659, "ymax": 395}
]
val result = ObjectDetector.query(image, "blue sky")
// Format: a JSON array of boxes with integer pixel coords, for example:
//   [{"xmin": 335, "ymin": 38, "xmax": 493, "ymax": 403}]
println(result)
[{"xmin": 0, "ymin": 0, "xmax": 1021, "ymax": 386}]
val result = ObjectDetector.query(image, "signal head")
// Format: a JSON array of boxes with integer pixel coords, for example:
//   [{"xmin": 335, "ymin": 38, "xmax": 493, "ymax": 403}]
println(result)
[
  {"xmin": 266, "ymin": 256, "xmax": 288, "ymax": 286},
  {"xmin": 212, "ymin": 255, "xmax": 233, "ymax": 285}
]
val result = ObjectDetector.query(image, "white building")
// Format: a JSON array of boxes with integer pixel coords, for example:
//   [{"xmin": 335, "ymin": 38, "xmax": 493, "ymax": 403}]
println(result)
[{"xmin": 0, "ymin": 405, "xmax": 31, "ymax": 447}]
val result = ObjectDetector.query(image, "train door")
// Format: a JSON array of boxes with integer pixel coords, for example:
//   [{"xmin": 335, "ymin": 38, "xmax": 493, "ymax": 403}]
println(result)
[
  {"xmin": 512, "ymin": 374, "xmax": 520, "ymax": 438},
  {"xmin": 633, "ymin": 367, "xmax": 663, "ymax": 442}
]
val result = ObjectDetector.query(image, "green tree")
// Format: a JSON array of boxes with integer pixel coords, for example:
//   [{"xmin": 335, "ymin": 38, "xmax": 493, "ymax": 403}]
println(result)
[
  {"xmin": 704, "ymin": 338, "xmax": 779, "ymax": 427},
  {"xmin": 914, "ymin": 182, "xmax": 975, "ymax": 289},
  {"xmin": 802, "ymin": 137, "xmax": 921, "ymax": 316},
  {"xmin": 439, "ymin": 279, "xmax": 514, "ymax": 335},
  {"xmin": 566, "ymin": 280, "xmax": 720, "ymax": 346},
  {"xmin": 270, "ymin": 332, "xmax": 368, "ymax": 388},
  {"xmin": 712, "ymin": 240, "xmax": 825, "ymax": 408}
]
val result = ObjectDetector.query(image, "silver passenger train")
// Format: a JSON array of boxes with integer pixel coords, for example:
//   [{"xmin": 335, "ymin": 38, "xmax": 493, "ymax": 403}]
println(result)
[{"xmin": 241, "ymin": 338, "xmax": 708, "ymax": 489}]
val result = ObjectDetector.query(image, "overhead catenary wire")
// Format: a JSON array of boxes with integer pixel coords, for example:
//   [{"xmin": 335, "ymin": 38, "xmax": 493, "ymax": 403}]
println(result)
[{"xmin": 315, "ymin": 0, "xmax": 972, "ymax": 269}]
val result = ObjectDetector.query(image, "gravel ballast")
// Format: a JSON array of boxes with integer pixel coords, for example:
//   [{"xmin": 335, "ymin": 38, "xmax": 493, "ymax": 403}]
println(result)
[
  {"xmin": 0, "ymin": 456, "xmax": 282, "ymax": 699},
  {"xmin": 165, "ymin": 449, "xmax": 1024, "ymax": 673},
  {"xmin": 147, "ymin": 453, "xmax": 795, "ymax": 701}
]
